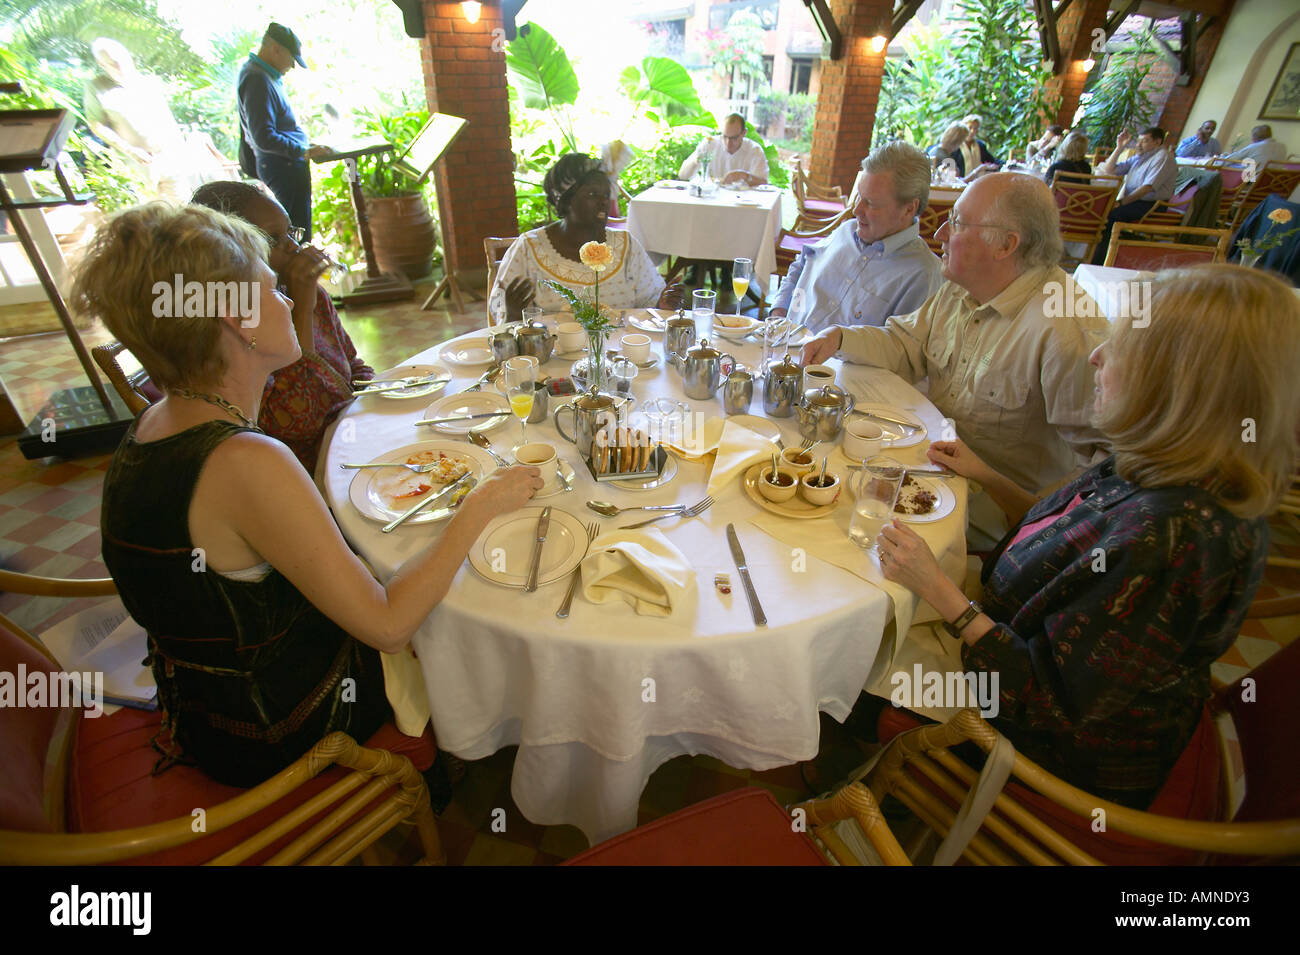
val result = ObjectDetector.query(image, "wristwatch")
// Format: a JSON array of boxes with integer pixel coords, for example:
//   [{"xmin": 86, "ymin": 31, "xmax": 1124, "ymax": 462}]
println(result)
[{"xmin": 943, "ymin": 600, "xmax": 983, "ymax": 639}]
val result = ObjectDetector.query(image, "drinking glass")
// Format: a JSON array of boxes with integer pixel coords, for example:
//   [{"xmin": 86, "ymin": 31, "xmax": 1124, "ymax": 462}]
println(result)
[
  {"xmin": 692, "ymin": 288, "xmax": 716, "ymax": 339},
  {"xmin": 522, "ymin": 305, "xmax": 544, "ymax": 326},
  {"xmin": 504, "ymin": 356, "xmax": 536, "ymax": 449},
  {"xmin": 732, "ymin": 257, "xmax": 753, "ymax": 307},
  {"xmin": 848, "ymin": 457, "xmax": 907, "ymax": 555}
]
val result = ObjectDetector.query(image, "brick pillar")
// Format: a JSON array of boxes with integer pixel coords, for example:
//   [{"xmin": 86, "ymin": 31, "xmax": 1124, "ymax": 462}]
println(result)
[
  {"xmin": 420, "ymin": 1, "xmax": 518, "ymax": 285},
  {"xmin": 1155, "ymin": 2, "xmax": 1236, "ymax": 141},
  {"xmin": 809, "ymin": 0, "xmax": 892, "ymax": 194},
  {"xmin": 1043, "ymin": 0, "xmax": 1110, "ymax": 128}
]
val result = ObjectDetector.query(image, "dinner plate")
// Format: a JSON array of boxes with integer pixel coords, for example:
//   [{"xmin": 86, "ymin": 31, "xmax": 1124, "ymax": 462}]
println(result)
[
  {"xmin": 848, "ymin": 403, "xmax": 927, "ymax": 449},
  {"xmin": 627, "ymin": 310, "xmax": 668, "ymax": 333},
  {"xmin": 439, "ymin": 337, "xmax": 495, "ymax": 367},
  {"xmin": 753, "ymin": 184, "xmax": 780, "ymax": 192},
  {"xmin": 421, "ymin": 392, "xmax": 511, "ymax": 434},
  {"xmin": 741, "ymin": 463, "xmax": 840, "ymax": 520},
  {"xmin": 469, "ymin": 506, "xmax": 587, "ymax": 588},
  {"xmin": 733, "ymin": 196, "xmax": 761, "ymax": 205},
  {"xmin": 348, "ymin": 441, "xmax": 496, "ymax": 526},
  {"xmin": 363, "ymin": 364, "xmax": 451, "ymax": 401},
  {"xmin": 891, "ymin": 474, "xmax": 956, "ymax": 524}
]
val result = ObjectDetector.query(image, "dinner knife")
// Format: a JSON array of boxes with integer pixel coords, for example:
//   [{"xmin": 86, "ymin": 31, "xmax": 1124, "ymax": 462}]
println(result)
[
  {"xmin": 416, "ymin": 412, "xmax": 511, "ymax": 426},
  {"xmin": 353, "ymin": 379, "xmax": 449, "ymax": 397},
  {"xmin": 853, "ymin": 409, "xmax": 920, "ymax": 433},
  {"xmin": 381, "ymin": 473, "xmax": 475, "ymax": 534},
  {"xmin": 726, "ymin": 523, "xmax": 767, "ymax": 627},
  {"xmin": 523, "ymin": 506, "xmax": 552, "ymax": 592}
]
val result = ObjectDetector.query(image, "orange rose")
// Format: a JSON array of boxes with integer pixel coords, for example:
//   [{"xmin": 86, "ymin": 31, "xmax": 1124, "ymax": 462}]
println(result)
[
  {"xmin": 579, "ymin": 241, "xmax": 613, "ymax": 272},
  {"xmin": 1267, "ymin": 208, "xmax": 1293, "ymax": 225}
]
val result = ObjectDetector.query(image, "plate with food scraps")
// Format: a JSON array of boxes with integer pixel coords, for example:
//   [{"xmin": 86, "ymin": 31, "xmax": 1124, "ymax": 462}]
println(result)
[
  {"xmin": 468, "ymin": 506, "xmax": 587, "ymax": 588},
  {"xmin": 362, "ymin": 364, "xmax": 451, "ymax": 401},
  {"xmin": 349, "ymin": 441, "xmax": 496, "ymax": 526},
  {"xmin": 848, "ymin": 403, "xmax": 927, "ymax": 449},
  {"xmin": 711, "ymin": 314, "xmax": 761, "ymax": 339},
  {"xmin": 439, "ymin": 337, "xmax": 495, "ymax": 367},
  {"xmin": 891, "ymin": 473, "xmax": 955, "ymax": 524},
  {"xmin": 741, "ymin": 463, "xmax": 840, "ymax": 519},
  {"xmin": 627, "ymin": 309, "xmax": 669, "ymax": 333},
  {"xmin": 420, "ymin": 391, "xmax": 511, "ymax": 435}
]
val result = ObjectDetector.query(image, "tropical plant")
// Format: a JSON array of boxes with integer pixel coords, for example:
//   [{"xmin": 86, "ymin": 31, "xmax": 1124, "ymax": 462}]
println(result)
[
  {"xmin": 169, "ymin": 28, "xmax": 260, "ymax": 159},
  {"xmin": 699, "ymin": 9, "xmax": 768, "ymax": 95},
  {"xmin": 1080, "ymin": 24, "xmax": 1159, "ymax": 151},
  {"xmin": 873, "ymin": 25, "xmax": 954, "ymax": 149},
  {"xmin": 505, "ymin": 22, "xmax": 581, "ymax": 152}
]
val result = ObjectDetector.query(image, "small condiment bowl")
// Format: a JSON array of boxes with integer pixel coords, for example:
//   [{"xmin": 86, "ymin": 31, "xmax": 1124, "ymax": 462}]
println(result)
[
  {"xmin": 799, "ymin": 470, "xmax": 841, "ymax": 507},
  {"xmin": 780, "ymin": 447, "xmax": 815, "ymax": 476},
  {"xmin": 758, "ymin": 466, "xmax": 799, "ymax": 503}
]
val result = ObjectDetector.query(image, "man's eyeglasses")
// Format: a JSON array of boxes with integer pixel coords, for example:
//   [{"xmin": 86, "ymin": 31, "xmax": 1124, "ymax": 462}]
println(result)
[
  {"xmin": 723, "ymin": 134, "xmax": 744, "ymax": 144},
  {"xmin": 266, "ymin": 227, "xmax": 307, "ymax": 249},
  {"xmin": 945, "ymin": 213, "xmax": 1013, "ymax": 235}
]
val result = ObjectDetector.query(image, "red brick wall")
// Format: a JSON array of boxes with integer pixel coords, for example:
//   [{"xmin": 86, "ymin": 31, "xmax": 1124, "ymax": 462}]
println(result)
[
  {"xmin": 809, "ymin": 0, "xmax": 892, "ymax": 194},
  {"xmin": 1156, "ymin": 3, "xmax": 1235, "ymax": 142},
  {"xmin": 1046, "ymin": 0, "xmax": 1111, "ymax": 129},
  {"xmin": 420, "ymin": 0, "xmax": 519, "ymax": 278}
]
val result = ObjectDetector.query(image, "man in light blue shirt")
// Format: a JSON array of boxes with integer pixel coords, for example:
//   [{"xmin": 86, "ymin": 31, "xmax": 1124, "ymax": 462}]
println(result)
[
  {"xmin": 1225, "ymin": 124, "xmax": 1288, "ymax": 166},
  {"xmin": 1175, "ymin": 120, "xmax": 1221, "ymax": 158},
  {"xmin": 1090, "ymin": 126, "xmax": 1177, "ymax": 264},
  {"xmin": 771, "ymin": 142, "xmax": 942, "ymax": 334}
]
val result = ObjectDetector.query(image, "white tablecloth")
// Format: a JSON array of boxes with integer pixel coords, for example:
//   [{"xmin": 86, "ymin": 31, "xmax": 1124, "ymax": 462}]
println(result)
[
  {"xmin": 626, "ymin": 184, "xmax": 782, "ymax": 291},
  {"xmin": 321, "ymin": 320, "xmax": 966, "ymax": 845}
]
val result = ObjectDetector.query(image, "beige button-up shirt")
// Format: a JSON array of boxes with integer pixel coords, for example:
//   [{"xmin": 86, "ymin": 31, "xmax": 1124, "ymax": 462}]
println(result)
[{"xmin": 837, "ymin": 265, "xmax": 1110, "ymax": 498}]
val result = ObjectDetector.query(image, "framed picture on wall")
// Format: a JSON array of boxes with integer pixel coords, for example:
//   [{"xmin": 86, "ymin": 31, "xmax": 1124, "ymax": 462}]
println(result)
[{"xmin": 1260, "ymin": 42, "xmax": 1300, "ymax": 121}]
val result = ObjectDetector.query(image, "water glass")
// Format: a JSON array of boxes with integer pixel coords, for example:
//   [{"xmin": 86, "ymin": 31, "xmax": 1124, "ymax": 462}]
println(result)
[
  {"xmin": 692, "ymin": 288, "xmax": 716, "ymax": 339},
  {"xmin": 522, "ymin": 305, "xmax": 544, "ymax": 326},
  {"xmin": 848, "ymin": 457, "xmax": 906, "ymax": 553}
]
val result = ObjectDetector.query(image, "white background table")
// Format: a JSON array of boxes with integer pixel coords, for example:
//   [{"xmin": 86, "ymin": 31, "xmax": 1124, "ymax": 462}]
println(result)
[
  {"xmin": 322, "ymin": 318, "xmax": 967, "ymax": 845},
  {"xmin": 626, "ymin": 183, "xmax": 783, "ymax": 292}
]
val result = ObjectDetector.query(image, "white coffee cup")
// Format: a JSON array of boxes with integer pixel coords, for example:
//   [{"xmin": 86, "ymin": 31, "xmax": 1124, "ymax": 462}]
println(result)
[
  {"xmin": 803, "ymin": 363, "xmax": 836, "ymax": 392},
  {"xmin": 557, "ymin": 322, "xmax": 585, "ymax": 352},
  {"xmin": 622, "ymin": 333, "xmax": 652, "ymax": 363},
  {"xmin": 515, "ymin": 442, "xmax": 558, "ymax": 491},
  {"xmin": 842, "ymin": 420, "xmax": 884, "ymax": 460}
]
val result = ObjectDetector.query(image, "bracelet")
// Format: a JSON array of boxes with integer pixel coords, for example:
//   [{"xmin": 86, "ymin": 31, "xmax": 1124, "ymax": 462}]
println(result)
[{"xmin": 942, "ymin": 601, "xmax": 982, "ymax": 639}]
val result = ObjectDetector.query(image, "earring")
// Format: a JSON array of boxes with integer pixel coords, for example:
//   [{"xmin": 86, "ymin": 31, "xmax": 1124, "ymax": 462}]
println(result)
[{"xmin": 246, "ymin": 336, "xmax": 257, "ymax": 351}]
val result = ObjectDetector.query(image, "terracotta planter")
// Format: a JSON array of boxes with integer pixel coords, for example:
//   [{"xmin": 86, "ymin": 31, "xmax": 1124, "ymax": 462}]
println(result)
[{"xmin": 365, "ymin": 192, "xmax": 437, "ymax": 280}]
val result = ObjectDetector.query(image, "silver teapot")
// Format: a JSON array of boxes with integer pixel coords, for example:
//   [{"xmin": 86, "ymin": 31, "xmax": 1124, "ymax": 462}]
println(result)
[
  {"xmin": 666, "ymin": 310, "xmax": 697, "ymax": 369},
  {"xmin": 795, "ymin": 384, "xmax": 856, "ymax": 441},
  {"xmin": 679, "ymin": 338, "xmax": 736, "ymax": 400},
  {"xmin": 553, "ymin": 390, "xmax": 630, "ymax": 459},
  {"xmin": 514, "ymin": 320, "xmax": 556, "ymax": 363},
  {"xmin": 762, "ymin": 353, "xmax": 803, "ymax": 418},
  {"xmin": 490, "ymin": 327, "xmax": 520, "ymax": 364}
]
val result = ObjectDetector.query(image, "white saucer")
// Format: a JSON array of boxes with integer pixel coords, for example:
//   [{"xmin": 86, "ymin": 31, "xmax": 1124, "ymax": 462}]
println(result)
[
  {"xmin": 848, "ymin": 404, "xmax": 927, "ymax": 449},
  {"xmin": 533, "ymin": 459, "xmax": 578, "ymax": 499},
  {"xmin": 439, "ymin": 338, "xmax": 494, "ymax": 366}
]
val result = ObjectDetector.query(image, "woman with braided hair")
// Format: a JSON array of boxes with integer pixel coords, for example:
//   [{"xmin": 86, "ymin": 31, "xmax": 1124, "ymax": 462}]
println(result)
[{"xmin": 488, "ymin": 153, "xmax": 683, "ymax": 324}]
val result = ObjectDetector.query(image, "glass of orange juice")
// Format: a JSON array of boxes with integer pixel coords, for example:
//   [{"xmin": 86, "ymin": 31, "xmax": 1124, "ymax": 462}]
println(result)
[{"xmin": 504, "ymin": 356, "xmax": 536, "ymax": 449}]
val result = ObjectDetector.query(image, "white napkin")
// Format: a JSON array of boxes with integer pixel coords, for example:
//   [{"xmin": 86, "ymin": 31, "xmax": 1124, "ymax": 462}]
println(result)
[
  {"xmin": 662, "ymin": 415, "xmax": 726, "ymax": 460},
  {"xmin": 580, "ymin": 527, "xmax": 696, "ymax": 617},
  {"xmin": 707, "ymin": 419, "xmax": 781, "ymax": 496}
]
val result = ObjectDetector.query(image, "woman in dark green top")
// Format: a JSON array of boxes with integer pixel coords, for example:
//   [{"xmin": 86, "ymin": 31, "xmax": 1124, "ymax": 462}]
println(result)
[{"xmin": 75, "ymin": 204, "xmax": 542, "ymax": 786}]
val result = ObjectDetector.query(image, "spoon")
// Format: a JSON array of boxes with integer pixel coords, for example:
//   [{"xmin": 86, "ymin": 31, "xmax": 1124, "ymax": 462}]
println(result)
[
  {"xmin": 467, "ymin": 430, "xmax": 511, "ymax": 466},
  {"xmin": 770, "ymin": 451, "xmax": 780, "ymax": 485},
  {"xmin": 587, "ymin": 500, "xmax": 684, "ymax": 517},
  {"xmin": 820, "ymin": 455, "xmax": 829, "ymax": 487}
]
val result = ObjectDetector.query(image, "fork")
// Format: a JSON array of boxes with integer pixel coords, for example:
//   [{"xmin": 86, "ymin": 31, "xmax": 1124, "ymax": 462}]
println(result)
[
  {"xmin": 556, "ymin": 521, "xmax": 600, "ymax": 618},
  {"xmin": 620, "ymin": 495, "xmax": 713, "ymax": 530},
  {"xmin": 799, "ymin": 437, "xmax": 818, "ymax": 451},
  {"xmin": 461, "ymin": 364, "xmax": 501, "ymax": 394},
  {"xmin": 340, "ymin": 460, "xmax": 441, "ymax": 474}
]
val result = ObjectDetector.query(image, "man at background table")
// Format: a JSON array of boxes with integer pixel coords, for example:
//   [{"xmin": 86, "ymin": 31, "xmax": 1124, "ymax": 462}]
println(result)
[
  {"xmin": 770, "ymin": 142, "xmax": 941, "ymax": 335},
  {"xmin": 1175, "ymin": 119, "xmax": 1221, "ymax": 159},
  {"xmin": 1089, "ymin": 127, "xmax": 1177, "ymax": 264},
  {"xmin": 1224, "ymin": 124, "xmax": 1288, "ymax": 166},
  {"xmin": 237, "ymin": 22, "xmax": 333, "ymax": 239},
  {"xmin": 802, "ymin": 173, "xmax": 1109, "ymax": 548},
  {"xmin": 678, "ymin": 114, "xmax": 768, "ymax": 187}
]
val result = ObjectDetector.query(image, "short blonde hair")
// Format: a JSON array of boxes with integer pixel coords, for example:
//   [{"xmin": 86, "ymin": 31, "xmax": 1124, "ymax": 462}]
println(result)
[
  {"xmin": 1097, "ymin": 265, "xmax": 1300, "ymax": 518},
  {"xmin": 71, "ymin": 203, "xmax": 268, "ymax": 391},
  {"xmin": 962, "ymin": 114, "xmax": 982, "ymax": 127},
  {"xmin": 939, "ymin": 122, "xmax": 968, "ymax": 154},
  {"xmin": 1058, "ymin": 131, "xmax": 1089, "ymax": 162}
]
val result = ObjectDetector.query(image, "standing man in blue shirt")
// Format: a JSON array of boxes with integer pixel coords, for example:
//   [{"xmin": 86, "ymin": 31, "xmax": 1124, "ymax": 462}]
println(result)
[
  {"xmin": 238, "ymin": 23, "xmax": 332, "ymax": 240},
  {"xmin": 1090, "ymin": 127, "xmax": 1177, "ymax": 264},
  {"xmin": 1175, "ymin": 119, "xmax": 1221, "ymax": 159},
  {"xmin": 771, "ymin": 142, "xmax": 942, "ymax": 335}
]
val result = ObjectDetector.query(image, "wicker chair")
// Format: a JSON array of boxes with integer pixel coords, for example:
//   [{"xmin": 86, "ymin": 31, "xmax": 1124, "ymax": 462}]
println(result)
[
  {"xmin": 792, "ymin": 158, "xmax": 848, "ymax": 218},
  {"xmin": 861, "ymin": 707, "xmax": 1300, "ymax": 866},
  {"xmin": 774, "ymin": 206, "xmax": 854, "ymax": 276},
  {"xmin": 1209, "ymin": 158, "xmax": 1251, "ymax": 228},
  {"xmin": 0, "ymin": 569, "xmax": 444, "ymax": 866},
  {"xmin": 1141, "ymin": 181, "xmax": 1199, "ymax": 227},
  {"xmin": 91, "ymin": 341, "xmax": 154, "ymax": 416},
  {"xmin": 1231, "ymin": 160, "xmax": 1300, "ymax": 231},
  {"xmin": 1050, "ymin": 175, "xmax": 1119, "ymax": 266},
  {"xmin": 1102, "ymin": 223, "xmax": 1231, "ymax": 269},
  {"xmin": 482, "ymin": 235, "xmax": 518, "ymax": 327},
  {"xmin": 918, "ymin": 189, "xmax": 960, "ymax": 255}
]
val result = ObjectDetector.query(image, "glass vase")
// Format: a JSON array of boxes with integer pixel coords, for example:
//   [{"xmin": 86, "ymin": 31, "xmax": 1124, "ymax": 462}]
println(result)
[
  {"xmin": 586, "ymin": 330, "xmax": 606, "ymax": 395},
  {"xmin": 1240, "ymin": 252, "xmax": 1262, "ymax": 269}
]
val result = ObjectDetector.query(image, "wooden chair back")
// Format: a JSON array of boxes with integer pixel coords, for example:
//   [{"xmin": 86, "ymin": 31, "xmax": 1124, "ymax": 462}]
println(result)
[
  {"xmin": 91, "ymin": 341, "xmax": 151, "ymax": 416},
  {"xmin": 918, "ymin": 191, "xmax": 958, "ymax": 255},
  {"xmin": 1233, "ymin": 160, "xmax": 1300, "ymax": 230},
  {"xmin": 1102, "ymin": 223, "xmax": 1231, "ymax": 270},
  {"xmin": 863, "ymin": 709, "xmax": 1300, "ymax": 865},
  {"xmin": 1051, "ymin": 177, "xmax": 1119, "ymax": 263},
  {"xmin": 483, "ymin": 236, "xmax": 518, "ymax": 327},
  {"xmin": 775, "ymin": 206, "xmax": 854, "ymax": 275},
  {"xmin": 1209, "ymin": 158, "xmax": 1250, "ymax": 226},
  {"xmin": 1142, "ymin": 181, "xmax": 1199, "ymax": 226}
]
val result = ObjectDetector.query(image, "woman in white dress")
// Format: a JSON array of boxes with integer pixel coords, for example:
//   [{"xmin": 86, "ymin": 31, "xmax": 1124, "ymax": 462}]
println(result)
[{"xmin": 488, "ymin": 154, "xmax": 683, "ymax": 324}]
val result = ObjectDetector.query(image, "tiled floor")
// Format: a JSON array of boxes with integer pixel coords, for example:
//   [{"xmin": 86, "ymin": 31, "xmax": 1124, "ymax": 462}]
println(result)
[{"xmin": 1, "ymin": 278, "xmax": 1296, "ymax": 865}]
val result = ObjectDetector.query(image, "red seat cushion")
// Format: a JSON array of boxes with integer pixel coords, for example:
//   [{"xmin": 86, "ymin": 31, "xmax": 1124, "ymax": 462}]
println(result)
[
  {"xmin": 877, "ymin": 707, "xmax": 1221, "ymax": 866},
  {"xmin": 1226, "ymin": 637, "xmax": 1300, "ymax": 822},
  {"xmin": 68, "ymin": 706, "xmax": 436, "ymax": 865},
  {"xmin": 563, "ymin": 787, "xmax": 829, "ymax": 866},
  {"xmin": 0, "ymin": 628, "xmax": 66, "ymax": 833},
  {"xmin": 802, "ymin": 198, "xmax": 845, "ymax": 216}
]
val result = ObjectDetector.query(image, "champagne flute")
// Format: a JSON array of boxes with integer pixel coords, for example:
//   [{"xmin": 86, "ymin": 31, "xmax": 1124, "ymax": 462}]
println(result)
[
  {"xmin": 504, "ymin": 356, "xmax": 536, "ymax": 450},
  {"xmin": 732, "ymin": 257, "xmax": 752, "ymax": 309}
]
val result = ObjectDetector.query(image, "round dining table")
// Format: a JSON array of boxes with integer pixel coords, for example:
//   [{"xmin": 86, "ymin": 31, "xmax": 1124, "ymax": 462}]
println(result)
[{"xmin": 322, "ymin": 313, "xmax": 969, "ymax": 845}]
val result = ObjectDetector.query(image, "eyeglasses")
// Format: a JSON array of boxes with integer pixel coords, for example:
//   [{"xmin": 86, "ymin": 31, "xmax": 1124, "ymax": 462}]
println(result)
[
  {"xmin": 945, "ymin": 213, "xmax": 1013, "ymax": 235},
  {"xmin": 723, "ymin": 134, "xmax": 744, "ymax": 144},
  {"xmin": 266, "ymin": 227, "xmax": 307, "ymax": 249}
]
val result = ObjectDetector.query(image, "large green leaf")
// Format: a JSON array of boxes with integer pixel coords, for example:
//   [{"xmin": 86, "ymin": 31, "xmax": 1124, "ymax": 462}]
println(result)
[
  {"xmin": 639, "ymin": 57, "xmax": 705, "ymax": 116},
  {"xmin": 505, "ymin": 22, "xmax": 579, "ymax": 112}
]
